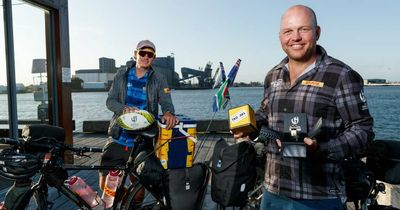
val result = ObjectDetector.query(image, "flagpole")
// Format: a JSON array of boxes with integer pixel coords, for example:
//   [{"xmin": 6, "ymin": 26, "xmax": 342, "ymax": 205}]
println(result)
[{"xmin": 194, "ymin": 111, "xmax": 217, "ymax": 161}]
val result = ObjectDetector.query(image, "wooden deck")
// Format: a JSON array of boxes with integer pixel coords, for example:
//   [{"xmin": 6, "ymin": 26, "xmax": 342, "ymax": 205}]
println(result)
[{"xmin": 1, "ymin": 132, "xmax": 235, "ymax": 210}]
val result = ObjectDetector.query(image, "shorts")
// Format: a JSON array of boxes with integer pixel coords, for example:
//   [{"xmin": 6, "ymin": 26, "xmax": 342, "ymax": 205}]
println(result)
[{"xmin": 99, "ymin": 137, "xmax": 153, "ymax": 176}]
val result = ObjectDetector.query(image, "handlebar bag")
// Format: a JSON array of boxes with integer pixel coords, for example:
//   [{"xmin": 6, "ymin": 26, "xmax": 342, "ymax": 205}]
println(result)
[
  {"xmin": 21, "ymin": 124, "xmax": 68, "ymax": 185},
  {"xmin": 210, "ymin": 138, "xmax": 257, "ymax": 207},
  {"xmin": 21, "ymin": 124, "xmax": 65, "ymax": 155},
  {"xmin": 22, "ymin": 124, "xmax": 65, "ymax": 143}
]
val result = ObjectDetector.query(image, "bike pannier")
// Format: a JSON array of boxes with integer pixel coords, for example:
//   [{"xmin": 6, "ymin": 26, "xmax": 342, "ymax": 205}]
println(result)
[
  {"xmin": 342, "ymin": 158, "xmax": 375, "ymax": 202},
  {"xmin": 211, "ymin": 138, "xmax": 257, "ymax": 207},
  {"xmin": 164, "ymin": 163, "xmax": 209, "ymax": 210},
  {"xmin": 134, "ymin": 149, "xmax": 165, "ymax": 189},
  {"xmin": 367, "ymin": 140, "xmax": 400, "ymax": 184},
  {"xmin": 155, "ymin": 115, "xmax": 197, "ymax": 169}
]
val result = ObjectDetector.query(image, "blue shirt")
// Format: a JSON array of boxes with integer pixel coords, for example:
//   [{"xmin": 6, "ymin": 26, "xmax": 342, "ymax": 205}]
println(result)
[{"xmin": 117, "ymin": 67, "xmax": 148, "ymax": 147}]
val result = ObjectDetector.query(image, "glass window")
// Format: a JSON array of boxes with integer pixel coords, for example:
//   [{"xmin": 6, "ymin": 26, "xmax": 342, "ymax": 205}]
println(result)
[
  {"xmin": 0, "ymin": 0, "xmax": 51, "ymax": 137},
  {"xmin": 12, "ymin": 0, "xmax": 49, "ymax": 125}
]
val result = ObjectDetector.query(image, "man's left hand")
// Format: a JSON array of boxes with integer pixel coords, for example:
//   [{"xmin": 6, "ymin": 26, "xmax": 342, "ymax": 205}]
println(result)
[
  {"xmin": 162, "ymin": 112, "xmax": 179, "ymax": 130},
  {"xmin": 304, "ymin": 137, "xmax": 318, "ymax": 151}
]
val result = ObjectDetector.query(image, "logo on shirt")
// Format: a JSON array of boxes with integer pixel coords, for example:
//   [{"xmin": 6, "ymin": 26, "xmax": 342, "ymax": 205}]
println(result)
[
  {"xmin": 360, "ymin": 90, "xmax": 366, "ymax": 103},
  {"xmin": 291, "ymin": 116, "xmax": 300, "ymax": 125},
  {"xmin": 163, "ymin": 88, "xmax": 171, "ymax": 93},
  {"xmin": 301, "ymin": 80, "xmax": 324, "ymax": 87},
  {"xmin": 360, "ymin": 89, "xmax": 368, "ymax": 110},
  {"xmin": 271, "ymin": 79, "xmax": 283, "ymax": 88}
]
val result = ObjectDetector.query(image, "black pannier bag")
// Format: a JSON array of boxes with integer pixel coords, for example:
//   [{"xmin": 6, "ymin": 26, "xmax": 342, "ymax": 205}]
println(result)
[
  {"xmin": 211, "ymin": 138, "xmax": 257, "ymax": 207},
  {"xmin": 164, "ymin": 163, "xmax": 209, "ymax": 210},
  {"xmin": 342, "ymin": 158, "xmax": 375, "ymax": 202},
  {"xmin": 134, "ymin": 149, "xmax": 165, "ymax": 189},
  {"xmin": 367, "ymin": 140, "xmax": 400, "ymax": 184}
]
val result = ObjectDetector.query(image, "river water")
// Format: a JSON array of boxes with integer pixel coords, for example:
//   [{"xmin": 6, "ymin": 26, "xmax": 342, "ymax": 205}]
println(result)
[{"xmin": 0, "ymin": 86, "xmax": 399, "ymax": 140}]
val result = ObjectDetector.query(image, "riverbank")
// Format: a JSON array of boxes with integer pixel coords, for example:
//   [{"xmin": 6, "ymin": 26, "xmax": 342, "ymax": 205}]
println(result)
[{"xmin": 365, "ymin": 83, "xmax": 400, "ymax": 86}]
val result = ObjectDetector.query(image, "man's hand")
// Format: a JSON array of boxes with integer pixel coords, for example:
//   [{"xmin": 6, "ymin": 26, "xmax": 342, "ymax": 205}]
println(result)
[
  {"xmin": 276, "ymin": 139, "xmax": 282, "ymax": 152},
  {"xmin": 123, "ymin": 106, "xmax": 138, "ymax": 114},
  {"xmin": 232, "ymin": 131, "xmax": 251, "ymax": 143},
  {"xmin": 304, "ymin": 137, "xmax": 318, "ymax": 151},
  {"xmin": 276, "ymin": 138, "xmax": 318, "ymax": 152},
  {"xmin": 162, "ymin": 112, "xmax": 179, "ymax": 130}
]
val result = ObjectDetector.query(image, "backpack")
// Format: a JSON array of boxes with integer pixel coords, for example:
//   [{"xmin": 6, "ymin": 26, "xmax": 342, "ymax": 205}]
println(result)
[{"xmin": 211, "ymin": 138, "xmax": 257, "ymax": 207}]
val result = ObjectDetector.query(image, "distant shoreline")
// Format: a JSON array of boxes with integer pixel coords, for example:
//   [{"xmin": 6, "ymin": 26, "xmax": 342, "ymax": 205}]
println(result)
[{"xmin": 365, "ymin": 83, "xmax": 400, "ymax": 86}]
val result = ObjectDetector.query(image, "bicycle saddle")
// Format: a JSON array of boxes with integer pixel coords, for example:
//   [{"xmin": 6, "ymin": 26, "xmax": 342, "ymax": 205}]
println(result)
[{"xmin": 124, "ymin": 122, "xmax": 159, "ymax": 139}]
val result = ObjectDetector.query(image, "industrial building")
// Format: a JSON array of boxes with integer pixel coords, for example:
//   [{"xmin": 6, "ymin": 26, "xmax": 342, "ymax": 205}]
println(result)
[
  {"xmin": 364, "ymin": 79, "xmax": 387, "ymax": 84},
  {"xmin": 99, "ymin": 57, "xmax": 116, "ymax": 73},
  {"xmin": 179, "ymin": 62, "xmax": 213, "ymax": 89}
]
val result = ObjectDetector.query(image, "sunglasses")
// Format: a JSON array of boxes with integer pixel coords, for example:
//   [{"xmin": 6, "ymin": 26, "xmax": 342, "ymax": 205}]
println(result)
[{"xmin": 138, "ymin": 50, "xmax": 155, "ymax": 58}]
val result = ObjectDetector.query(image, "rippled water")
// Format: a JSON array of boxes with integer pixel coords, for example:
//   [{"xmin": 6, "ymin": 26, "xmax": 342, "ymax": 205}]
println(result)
[{"xmin": 0, "ymin": 86, "xmax": 399, "ymax": 140}]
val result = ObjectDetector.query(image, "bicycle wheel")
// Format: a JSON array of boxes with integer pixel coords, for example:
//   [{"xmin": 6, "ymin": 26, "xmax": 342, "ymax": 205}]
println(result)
[
  {"xmin": 243, "ymin": 167, "xmax": 264, "ymax": 210},
  {"xmin": 3, "ymin": 182, "xmax": 48, "ymax": 210},
  {"xmin": 121, "ymin": 180, "xmax": 162, "ymax": 210},
  {"xmin": 32, "ymin": 188, "xmax": 48, "ymax": 210}
]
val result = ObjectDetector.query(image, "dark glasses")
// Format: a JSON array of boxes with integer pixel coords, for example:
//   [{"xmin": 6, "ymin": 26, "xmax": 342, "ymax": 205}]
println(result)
[{"xmin": 138, "ymin": 50, "xmax": 155, "ymax": 58}]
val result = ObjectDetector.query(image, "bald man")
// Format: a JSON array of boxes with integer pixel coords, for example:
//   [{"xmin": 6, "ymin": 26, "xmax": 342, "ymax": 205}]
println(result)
[{"xmin": 234, "ymin": 5, "xmax": 374, "ymax": 210}]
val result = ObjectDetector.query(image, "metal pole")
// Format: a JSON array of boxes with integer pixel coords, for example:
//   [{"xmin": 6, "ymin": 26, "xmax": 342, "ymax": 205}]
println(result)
[
  {"xmin": 47, "ymin": 12, "xmax": 59, "ymax": 125},
  {"xmin": 2, "ymin": 0, "xmax": 19, "ymax": 138}
]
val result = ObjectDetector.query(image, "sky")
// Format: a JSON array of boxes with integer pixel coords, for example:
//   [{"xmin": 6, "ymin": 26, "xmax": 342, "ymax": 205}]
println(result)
[{"xmin": 1, "ymin": 0, "xmax": 400, "ymax": 86}]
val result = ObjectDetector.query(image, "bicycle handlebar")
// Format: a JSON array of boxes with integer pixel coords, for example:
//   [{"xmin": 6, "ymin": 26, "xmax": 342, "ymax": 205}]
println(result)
[
  {"xmin": 0, "ymin": 137, "xmax": 20, "ymax": 146},
  {"xmin": 257, "ymin": 126, "xmax": 281, "ymax": 143},
  {"xmin": 0, "ymin": 137, "xmax": 103, "ymax": 154},
  {"xmin": 65, "ymin": 145, "xmax": 103, "ymax": 153}
]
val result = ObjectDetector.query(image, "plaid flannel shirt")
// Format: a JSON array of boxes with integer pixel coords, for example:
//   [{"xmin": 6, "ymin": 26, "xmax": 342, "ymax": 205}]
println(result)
[{"xmin": 256, "ymin": 45, "xmax": 374, "ymax": 199}]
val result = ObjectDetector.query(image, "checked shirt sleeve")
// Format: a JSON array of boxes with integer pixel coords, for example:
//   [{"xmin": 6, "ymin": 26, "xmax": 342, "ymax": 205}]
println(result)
[
  {"xmin": 255, "ymin": 75, "xmax": 271, "ymax": 128},
  {"xmin": 318, "ymin": 69, "xmax": 374, "ymax": 160}
]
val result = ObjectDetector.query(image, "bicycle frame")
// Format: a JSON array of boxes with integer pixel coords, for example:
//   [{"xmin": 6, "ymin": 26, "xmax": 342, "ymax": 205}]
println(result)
[
  {"xmin": 1, "ymin": 126, "xmax": 166, "ymax": 210},
  {"xmin": 0, "ymin": 121, "xmax": 177, "ymax": 210},
  {"xmin": 56, "ymin": 135, "xmax": 165, "ymax": 209}
]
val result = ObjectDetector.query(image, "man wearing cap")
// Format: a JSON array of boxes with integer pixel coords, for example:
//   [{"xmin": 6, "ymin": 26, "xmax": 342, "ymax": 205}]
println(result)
[{"xmin": 99, "ymin": 40, "xmax": 178, "ymax": 193}]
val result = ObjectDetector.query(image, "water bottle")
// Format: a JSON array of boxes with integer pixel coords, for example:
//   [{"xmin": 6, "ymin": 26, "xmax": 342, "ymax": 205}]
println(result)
[
  {"xmin": 0, "ymin": 201, "xmax": 6, "ymax": 210},
  {"xmin": 67, "ymin": 176, "xmax": 104, "ymax": 209},
  {"xmin": 101, "ymin": 170, "xmax": 120, "ymax": 208}
]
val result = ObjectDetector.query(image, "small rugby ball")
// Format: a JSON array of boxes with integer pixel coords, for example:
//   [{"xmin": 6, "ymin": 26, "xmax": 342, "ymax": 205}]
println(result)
[{"xmin": 117, "ymin": 110, "xmax": 155, "ymax": 130}]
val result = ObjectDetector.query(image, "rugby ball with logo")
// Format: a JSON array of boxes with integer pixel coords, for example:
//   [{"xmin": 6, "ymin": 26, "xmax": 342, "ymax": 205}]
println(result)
[{"xmin": 117, "ymin": 110, "xmax": 155, "ymax": 130}]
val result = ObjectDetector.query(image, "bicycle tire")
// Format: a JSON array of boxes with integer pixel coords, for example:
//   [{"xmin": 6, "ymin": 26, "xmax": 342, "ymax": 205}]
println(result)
[
  {"xmin": 121, "ymin": 180, "xmax": 165, "ymax": 210},
  {"xmin": 121, "ymin": 181, "xmax": 146, "ymax": 210},
  {"xmin": 3, "ymin": 183, "xmax": 45, "ymax": 210},
  {"xmin": 243, "ymin": 167, "xmax": 264, "ymax": 210},
  {"xmin": 32, "ymin": 188, "xmax": 48, "ymax": 210},
  {"xmin": 6, "ymin": 189, "xmax": 47, "ymax": 210}
]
